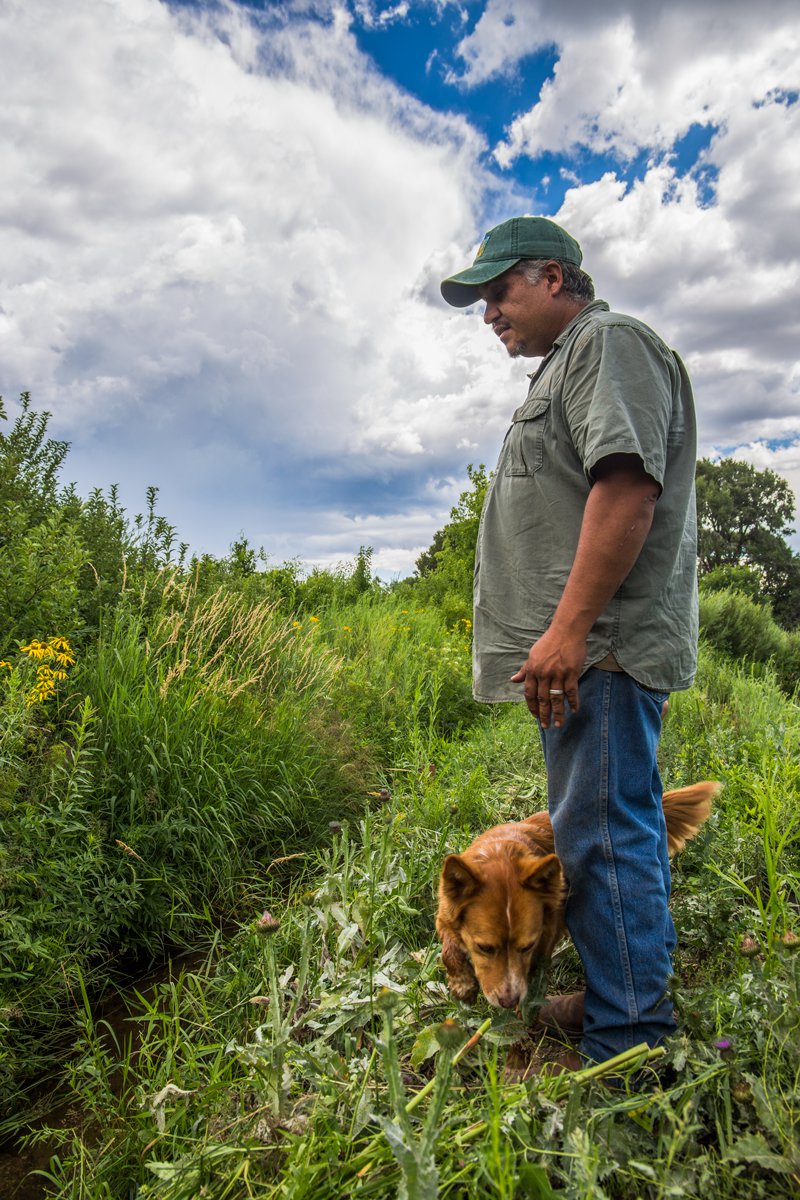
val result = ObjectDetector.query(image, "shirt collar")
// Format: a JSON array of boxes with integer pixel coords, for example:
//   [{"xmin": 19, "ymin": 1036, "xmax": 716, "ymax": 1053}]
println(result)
[
  {"xmin": 527, "ymin": 300, "xmax": 609, "ymax": 378},
  {"xmin": 552, "ymin": 299, "xmax": 609, "ymax": 349}
]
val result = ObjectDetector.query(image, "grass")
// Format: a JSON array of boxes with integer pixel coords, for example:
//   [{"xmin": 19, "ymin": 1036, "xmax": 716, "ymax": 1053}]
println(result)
[
  {"xmin": 0, "ymin": 583, "xmax": 480, "ymax": 1127},
  {"xmin": 10, "ymin": 636, "xmax": 800, "ymax": 1198}
]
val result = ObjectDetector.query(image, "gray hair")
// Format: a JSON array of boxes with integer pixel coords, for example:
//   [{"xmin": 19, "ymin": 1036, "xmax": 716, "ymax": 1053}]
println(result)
[{"xmin": 515, "ymin": 258, "xmax": 595, "ymax": 304}]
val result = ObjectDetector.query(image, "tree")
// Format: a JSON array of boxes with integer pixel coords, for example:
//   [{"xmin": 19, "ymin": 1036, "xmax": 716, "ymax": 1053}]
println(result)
[
  {"xmin": 414, "ymin": 464, "xmax": 490, "ymax": 622},
  {"xmin": 0, "ymin": 394, "xmax": 190, "ymax": 648},
  {"xmin": 0, "ymin": 394, "xmax": 85, "ymax": 649},
  {"xmin": 696, "ymin": 457, "xmax": 800, "ymax": 628}
]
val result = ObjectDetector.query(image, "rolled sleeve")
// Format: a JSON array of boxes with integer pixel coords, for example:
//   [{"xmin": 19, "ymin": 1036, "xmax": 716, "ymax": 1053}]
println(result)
[{"xmin": 563, "ymin": 323, "xmax": 675, "ymax": 488}]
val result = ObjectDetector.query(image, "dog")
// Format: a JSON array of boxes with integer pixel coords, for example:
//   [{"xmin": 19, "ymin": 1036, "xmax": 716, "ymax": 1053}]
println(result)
[{"xmin": 436, "ymin": 781, "xmax": 720, "ymax": 1010}]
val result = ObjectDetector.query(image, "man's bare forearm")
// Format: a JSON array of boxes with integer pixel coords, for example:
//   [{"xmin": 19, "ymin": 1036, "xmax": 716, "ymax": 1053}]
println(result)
[
  {"xmin": 512, "ymin": 459, "xmax": 660, "ymax": 725},
  {"xmin": 549, "ymin": 467, "xmax": 659, "ymax": 640}
]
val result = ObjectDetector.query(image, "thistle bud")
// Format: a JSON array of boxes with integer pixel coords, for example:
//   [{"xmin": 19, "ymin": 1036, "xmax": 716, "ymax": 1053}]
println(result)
[
  {"xmin": 328, "ymin": 821, "xmax": 342, "ymax": 834},
  {"xmin": 435, "ymin": 1019, "xmax": 465, "ymax": 1050},
  {"xmin": 780, "ymin": 931, "xmax": 799, "ymax": 953},
  {"xmin": 375, "ymin": 987, "xmax": 400, "ymax": 1012},
  {"xmin": 255, "ymin": 910, "xmax": 281, "ymax": 935},
  {"xmin": 739, "ymin": 935, "xmax": 759, "ymax": 958}
]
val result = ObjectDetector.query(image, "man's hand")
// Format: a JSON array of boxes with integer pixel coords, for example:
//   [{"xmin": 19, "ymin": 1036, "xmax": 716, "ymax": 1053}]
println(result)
[{"xmin": 510, "ymin": 625, "xmax": 585, "ymax": 728}]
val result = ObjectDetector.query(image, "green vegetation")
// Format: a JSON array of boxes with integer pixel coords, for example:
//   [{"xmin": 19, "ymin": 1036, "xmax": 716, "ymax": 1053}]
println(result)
[
  {"xmin": 696, "ymin": 457, "xmax": 800, "ymax": 628},
  {"xmin": 1, "ymin": 396, "xmax": 799, "ymax": 1197},
  {"xmin": 412, "ymin": 463, "xmax": 490, "ymax": 626}
]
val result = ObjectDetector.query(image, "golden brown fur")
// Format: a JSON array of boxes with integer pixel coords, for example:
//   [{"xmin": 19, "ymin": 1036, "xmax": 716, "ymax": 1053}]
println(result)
[{"xmin": 436, "ymin": 781, "xmax": 720, "ymax": 1009}]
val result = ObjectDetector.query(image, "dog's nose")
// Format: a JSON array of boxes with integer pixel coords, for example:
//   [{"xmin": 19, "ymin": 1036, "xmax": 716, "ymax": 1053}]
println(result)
[{"xmin": 496, "ymin": 989, "xmax": 519, "ymax": 1009}]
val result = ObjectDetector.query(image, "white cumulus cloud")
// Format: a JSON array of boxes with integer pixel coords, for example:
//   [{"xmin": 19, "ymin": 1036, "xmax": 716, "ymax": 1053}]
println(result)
[{"xmin": 0, "ymin": 0, "xmax": 508, "ymax": 573}]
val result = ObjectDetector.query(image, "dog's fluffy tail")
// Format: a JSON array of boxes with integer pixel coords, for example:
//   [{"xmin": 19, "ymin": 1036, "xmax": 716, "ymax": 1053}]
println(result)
[
  {"xmin": 663, "ymin": 780, "xmax": 720, "ymax": 856},
  {"xmin": 522, "ymin": 780, "xmax": 720, "ymax": 857}
]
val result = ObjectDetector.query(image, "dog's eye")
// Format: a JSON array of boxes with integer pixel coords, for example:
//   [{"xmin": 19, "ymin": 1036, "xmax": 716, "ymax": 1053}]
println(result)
[
  {"xmin": 475, "ymin": 944, "xmax": 496, "ymax": 956},
  {"xmin": 517, "ymin": 943, "xmax": 536, "ymax": 955}
]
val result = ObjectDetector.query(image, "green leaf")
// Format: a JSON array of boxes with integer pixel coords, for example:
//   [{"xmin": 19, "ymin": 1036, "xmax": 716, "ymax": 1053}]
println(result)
[
  {"xmin": 724, "ymin": 1134, "xmax": 792, "ymax": 1173},
  {"xmin": 409, "ymin": 1025, "xmax": 440, "ymax": 1068},
  {"xmin": 516, "ymin": 1162, "xmax": 562, "ymax": 1198},
  {"xmin": 145, "ymin": 1160, "xmax": 200, "ymax": 1184}
]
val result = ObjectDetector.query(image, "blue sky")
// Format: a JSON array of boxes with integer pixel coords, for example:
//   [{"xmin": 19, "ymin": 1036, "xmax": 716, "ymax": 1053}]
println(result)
[
  {"xmin": 354, "ymin": 4, "xmax": 719, "ymax": 213},
  {"xmin": 2, "ymin": 0, "xmax": 800, "ymax": 572}
]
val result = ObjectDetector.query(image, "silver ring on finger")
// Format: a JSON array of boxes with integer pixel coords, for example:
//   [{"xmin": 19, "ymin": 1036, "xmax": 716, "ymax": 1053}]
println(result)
[{"xmin": 549, "ymin": 689, "xmax": 564, "ymax": 696}]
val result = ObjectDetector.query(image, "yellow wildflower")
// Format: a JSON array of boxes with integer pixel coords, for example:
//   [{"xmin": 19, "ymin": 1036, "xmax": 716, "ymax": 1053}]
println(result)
[
  {"xmin": 19, "ymin": 634, "xmax": 75, "ymax": 706},
  {"xmin": 0, "ymin": 660, "xmax": 12, "ymax": 671},
  {"xmin": 26, "ymin": 676, "xmax": 56, "ymax": 706},
  {"xmin": 309, "ymin": 615, "xmax": 320, "ymax": 623},
  {"xmin": 20, "ymin": 640, "xmax": 49, "ymax": 660}
]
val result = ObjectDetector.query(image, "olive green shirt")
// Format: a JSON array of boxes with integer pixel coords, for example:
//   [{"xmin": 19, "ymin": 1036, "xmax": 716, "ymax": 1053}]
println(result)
[{"xmin": 473, "ymin": 300, "xmax": 698, "ymax": 701}]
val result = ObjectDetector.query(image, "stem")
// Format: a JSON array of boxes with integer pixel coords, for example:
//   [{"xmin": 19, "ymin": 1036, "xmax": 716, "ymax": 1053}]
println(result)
[{"xmin": 559, "ymin": 1042, "xmax": 665, "ymax": 1090}]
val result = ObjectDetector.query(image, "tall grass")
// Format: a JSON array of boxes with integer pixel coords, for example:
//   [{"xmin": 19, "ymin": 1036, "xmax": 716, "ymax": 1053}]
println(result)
[{"xmin": 1, "ymin": 583, "xmax": 478, "ymax": 1128}]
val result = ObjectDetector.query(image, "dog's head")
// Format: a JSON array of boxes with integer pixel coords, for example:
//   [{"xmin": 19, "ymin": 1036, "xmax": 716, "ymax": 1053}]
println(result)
[{"xmin": 438, "ymin": 847, "xmax": 564, "ymax": 1009}]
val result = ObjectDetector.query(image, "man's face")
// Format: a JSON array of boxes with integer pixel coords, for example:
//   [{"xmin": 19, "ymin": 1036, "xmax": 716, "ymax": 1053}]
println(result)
[{"xmin": 479, "ymin": 267, "xmax": 559, "ymax": 359}]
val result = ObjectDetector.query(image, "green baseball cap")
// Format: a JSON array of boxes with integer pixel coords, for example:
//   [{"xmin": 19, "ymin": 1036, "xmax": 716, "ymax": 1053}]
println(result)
[{"xmin": 440, "ymin": 216, "xmax": 583, "ymax": 307}]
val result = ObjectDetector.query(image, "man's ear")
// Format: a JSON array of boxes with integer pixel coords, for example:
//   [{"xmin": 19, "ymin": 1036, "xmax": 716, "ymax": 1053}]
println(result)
[
  {"xmin": 440, "ymin": 855, "xmax": 481, "ymax": 902},
  {"xmin": 521, "ymin": 853, "xmax": 563, "ymax": 897},
  {"xmin": 543, "ymin": 259, "xmax": 564, "ymax": 294}
]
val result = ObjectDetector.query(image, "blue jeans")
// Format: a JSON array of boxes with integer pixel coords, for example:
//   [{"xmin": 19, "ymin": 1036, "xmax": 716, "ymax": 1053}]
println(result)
[{"xmin": 540, "ymin": 668, "xmax": 675, "ymax": 1063}]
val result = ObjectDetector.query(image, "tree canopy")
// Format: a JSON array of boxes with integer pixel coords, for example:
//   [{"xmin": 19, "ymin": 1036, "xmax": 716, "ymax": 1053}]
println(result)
[{"xmin": 696, "ymin": 457, "xmax": 800, "ymax": 628}]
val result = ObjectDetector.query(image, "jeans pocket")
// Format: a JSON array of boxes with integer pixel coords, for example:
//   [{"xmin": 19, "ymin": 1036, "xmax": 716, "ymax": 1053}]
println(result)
[
  {"xmin": 633, "ymin": 679, "xmax": 669, "ymax": 706},
  {"xmin": 504, "ymin": 396, "xmax": 551, "ymax": 476}
]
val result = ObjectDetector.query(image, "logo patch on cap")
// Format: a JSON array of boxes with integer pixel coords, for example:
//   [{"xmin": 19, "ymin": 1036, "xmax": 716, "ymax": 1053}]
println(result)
[{"xmin": 474, "ymin": 233, "xmax": 490, "ymax": 261}]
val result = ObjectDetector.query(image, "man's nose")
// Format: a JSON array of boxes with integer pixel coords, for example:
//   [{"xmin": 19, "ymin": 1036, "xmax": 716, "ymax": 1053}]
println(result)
[{"xmin": 483, "ymin": 302, "xmax": 497, "ymax": 325}]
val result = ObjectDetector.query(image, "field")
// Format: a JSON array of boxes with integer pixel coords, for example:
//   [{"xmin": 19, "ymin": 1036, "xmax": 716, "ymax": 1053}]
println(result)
[{"xmin": 2, "ymin": 577, "xmax": 799, "ymax": 1199}]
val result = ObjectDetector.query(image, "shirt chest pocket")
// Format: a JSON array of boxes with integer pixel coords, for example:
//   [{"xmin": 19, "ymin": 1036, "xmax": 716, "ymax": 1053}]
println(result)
[{"xmin": 504, "ymin": 395, "xmax": 552, "ymax": 476}]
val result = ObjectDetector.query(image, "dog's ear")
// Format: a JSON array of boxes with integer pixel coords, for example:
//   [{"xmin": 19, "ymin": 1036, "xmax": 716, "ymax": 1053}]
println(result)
[
  {"xmin": 440, "ymin": 855, "xmax": 481, "ymax": 902},
  {"xmin": 521, "ymin": 853, "xmax": 562, "ymax": 897},
  {"xmin": 439, "ymin": 935, "xmax": 479, "ymax": 1004}
]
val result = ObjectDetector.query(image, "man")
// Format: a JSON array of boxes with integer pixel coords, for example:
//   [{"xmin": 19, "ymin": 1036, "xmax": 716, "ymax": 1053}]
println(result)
[{"xmin": 440, "ymin": 217, "xmax": 698, "ymax": 1069}]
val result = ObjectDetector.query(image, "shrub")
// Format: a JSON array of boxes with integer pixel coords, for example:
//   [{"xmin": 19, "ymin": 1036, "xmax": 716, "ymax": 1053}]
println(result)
[{"xmin": 699, "ymin": 587, "xmax": 785, "ymax": 664}]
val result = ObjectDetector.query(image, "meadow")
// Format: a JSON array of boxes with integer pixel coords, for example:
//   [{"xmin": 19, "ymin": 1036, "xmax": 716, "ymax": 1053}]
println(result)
[
  {"xmin": 1, "ymin": 398, "xmax": 799, "ymax": 1197},
  {"xmin": 2, "ymin": 588, "xmax": 799, "ymax": 1198}
]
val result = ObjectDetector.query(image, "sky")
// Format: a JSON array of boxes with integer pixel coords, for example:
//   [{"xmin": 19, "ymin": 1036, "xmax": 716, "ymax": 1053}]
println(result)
[{"xmin": 2, "ymin": 0, "xmax": 800, "ymax": 575}]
